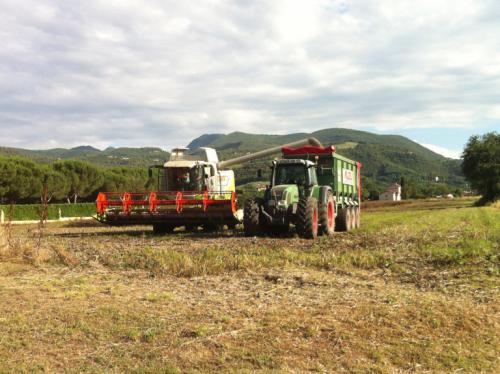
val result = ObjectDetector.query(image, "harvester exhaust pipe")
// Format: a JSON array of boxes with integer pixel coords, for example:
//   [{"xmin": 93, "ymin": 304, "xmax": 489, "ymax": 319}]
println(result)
[{"xmin": 217, "ymin": 137, "xmax": 322, "ymax": 169}]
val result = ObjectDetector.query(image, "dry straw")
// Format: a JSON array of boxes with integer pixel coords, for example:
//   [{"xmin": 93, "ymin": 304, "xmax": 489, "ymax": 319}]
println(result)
[{"xmin": 0, "ymin": 224, "xmax": 7, "ymax": 255}]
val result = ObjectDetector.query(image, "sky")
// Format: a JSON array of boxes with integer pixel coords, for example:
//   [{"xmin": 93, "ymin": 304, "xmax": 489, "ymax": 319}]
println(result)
[{"xmin": 0, "ymin": 0, "xmax": 499, "ymax": 159}]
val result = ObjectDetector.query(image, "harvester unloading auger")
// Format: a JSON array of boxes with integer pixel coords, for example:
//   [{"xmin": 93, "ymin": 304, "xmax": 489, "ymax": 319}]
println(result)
[{"xmin": 96, "ymin": 137, "xmax": 322, "ymax": 233}]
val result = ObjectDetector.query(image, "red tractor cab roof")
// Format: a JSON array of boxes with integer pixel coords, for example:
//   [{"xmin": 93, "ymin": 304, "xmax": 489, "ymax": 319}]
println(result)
[{"xmin": 281, "ymin": 145, "xmax": 336, "ymax": 155}]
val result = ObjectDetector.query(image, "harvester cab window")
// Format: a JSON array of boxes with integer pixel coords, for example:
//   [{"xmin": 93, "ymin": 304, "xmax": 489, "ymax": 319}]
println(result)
[{"xmin": 167, "ymin": 167, "xmax": 200, "ymax": 191}]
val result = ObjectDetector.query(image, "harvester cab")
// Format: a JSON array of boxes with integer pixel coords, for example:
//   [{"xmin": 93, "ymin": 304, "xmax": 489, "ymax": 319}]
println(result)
[{"xmin": 151, "ymin": 147, "xmax": 235, "ymax": 195}]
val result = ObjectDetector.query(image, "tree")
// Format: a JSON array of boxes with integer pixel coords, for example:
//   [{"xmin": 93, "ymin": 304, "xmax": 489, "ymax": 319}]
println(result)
[
  {"xmin": 100, "ymin": 168, "xmax": 149, "ymax": 192},
  {"xmin": 53, "ymin": 160, "xmax": 103, "ymax": 203},
  {"xmin": 40, "ymin": 166, "xmax": 68, "ymax": 202},
  {"xmin": 0, "ymin": 157, "xmax": 42, "ymax": 202},
  {"xmin": 462, "ymin": 132, "xmax": 500, "ymax": 205}
]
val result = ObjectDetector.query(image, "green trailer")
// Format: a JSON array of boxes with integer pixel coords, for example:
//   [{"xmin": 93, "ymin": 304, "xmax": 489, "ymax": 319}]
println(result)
[{"xmin": 243, "ymin": 145, "xmax": 362, "ymax": 239}]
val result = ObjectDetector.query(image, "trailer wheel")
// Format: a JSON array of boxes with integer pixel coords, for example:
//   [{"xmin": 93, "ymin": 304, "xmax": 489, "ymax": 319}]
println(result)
[
  {"xmin": 243, "ymin": 198, "xmax": 263, "ymax": 236},
  {"xmin": 296, "ymin": 196, "xmax": 319, "ymax": 239},
  {"xmin": 153, "ymin": 223, "xmax": 174, "ymax": 234},
  {"xmin": 319, "ymin": 193, "xmax": 335, "ymax": 236},
  {"xmin": 335, "ymin": 206, "xmax": 352, "ymax": 232},
  {"xmin": 353, "ymin": 206, "xmax": 361, "ymax": 229}
]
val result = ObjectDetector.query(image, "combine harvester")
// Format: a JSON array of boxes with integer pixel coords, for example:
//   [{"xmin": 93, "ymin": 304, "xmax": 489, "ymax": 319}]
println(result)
[{"xmin": 96, "ymin": 138, "xmax": 322, "ymax": 233}]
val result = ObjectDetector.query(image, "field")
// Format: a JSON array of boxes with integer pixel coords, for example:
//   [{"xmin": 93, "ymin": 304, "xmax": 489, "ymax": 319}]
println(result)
[{"xmin": 0, "ymin": 198, "xmax": 498, "ymax": 373}]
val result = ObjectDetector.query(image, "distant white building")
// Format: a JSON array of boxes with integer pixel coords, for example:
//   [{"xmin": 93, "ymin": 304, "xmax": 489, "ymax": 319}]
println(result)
[{"xmin": 380, "ymin": 183, "xmax": 402, "ymax": 201}]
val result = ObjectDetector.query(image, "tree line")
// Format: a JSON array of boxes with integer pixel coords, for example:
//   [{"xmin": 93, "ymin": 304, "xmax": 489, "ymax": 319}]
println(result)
[{"xmin": 0, "ymin": 157, "xmax": 152, "ymax": 203}]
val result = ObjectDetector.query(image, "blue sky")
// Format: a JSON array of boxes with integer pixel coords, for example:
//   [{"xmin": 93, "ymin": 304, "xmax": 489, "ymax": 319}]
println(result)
[{"xmin": 0, "ymin": 0, "xmax": 499, "ymax": 159}]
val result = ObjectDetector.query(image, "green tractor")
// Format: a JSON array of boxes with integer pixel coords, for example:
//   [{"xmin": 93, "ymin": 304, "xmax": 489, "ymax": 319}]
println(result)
[{"xmin": 243, "ymin": 145, "xmax": 362, "ymax": 239}]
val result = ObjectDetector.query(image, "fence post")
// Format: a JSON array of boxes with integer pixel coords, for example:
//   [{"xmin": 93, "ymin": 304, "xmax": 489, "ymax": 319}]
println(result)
[
  {"xmin": 0, "ymin": 209, "xmax": 4, "ymax": 224},
  {"xmin": 58, "ymin": 208, "xmax": 62, "ymax": 220}
]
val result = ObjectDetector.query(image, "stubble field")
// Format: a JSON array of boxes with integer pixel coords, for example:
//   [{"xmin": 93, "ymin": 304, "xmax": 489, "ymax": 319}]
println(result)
[{"xmin": 0, "ymin": 198, "xmax": 498, "ymax": 373}]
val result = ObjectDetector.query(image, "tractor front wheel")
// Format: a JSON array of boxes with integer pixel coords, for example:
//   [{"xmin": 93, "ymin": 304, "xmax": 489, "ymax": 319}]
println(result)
[
  {"xmin": 244, "ymin": 198, "xmax": 264, "ymax": 236},
  {"xmin": 319, "ymin": 193, "xmax": 335, "ymax": 236},
  {"xmin": 296, "ymin": 196, "xmax": 319, "ymax": 239}
]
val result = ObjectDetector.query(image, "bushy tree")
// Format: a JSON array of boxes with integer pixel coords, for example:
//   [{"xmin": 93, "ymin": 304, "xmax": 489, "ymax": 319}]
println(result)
[
  {"xmin": 53, "ymin": 160, "xmax": 103, "ymax": 203},
  {"xmin": 462, "ymin": 132, "xmax": 499, "ymax": 204},
  {"xmin": 100, "ymin": 168, "xmax": 149, "ymax": 192},
  {"xmin": 40, "ymin": 166, "xmax": 68, "ymax": 202},
  {"xmin": 0, "ymin": 156, "xmax": 155, "ymax": 203},
  {"xmin": 0, "ymin": 157, "xmax": 42, "ymax": 202}
]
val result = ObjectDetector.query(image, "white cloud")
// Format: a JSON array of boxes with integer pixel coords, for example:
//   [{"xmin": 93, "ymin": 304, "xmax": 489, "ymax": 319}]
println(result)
[{"xmin": 0, "ymin": 0, "xmax": 499, "ymax": 149}]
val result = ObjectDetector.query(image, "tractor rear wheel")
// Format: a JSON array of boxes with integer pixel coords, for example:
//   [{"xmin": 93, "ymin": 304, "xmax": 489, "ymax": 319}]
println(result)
[
  {"xmin": 319, "ymin": 193, "xmax": 335, "ymax": 236},
  {"xmin": 153, "ymin": 223, "xmax": 174, "ymax": 234},
  {"xmin": 335, "ymin": 206, "xmax": 352, "ymax": 232},
  {"xmin": 296, "ymin": 196, "xmax": 319, "ymax": 239},
  {"xmin": 244, "ymin": 198, "xmax": 264, "ymax": 236}
]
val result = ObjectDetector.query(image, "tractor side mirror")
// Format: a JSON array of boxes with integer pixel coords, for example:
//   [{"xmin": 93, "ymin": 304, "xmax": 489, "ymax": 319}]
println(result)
[{"xmin": 257, "ymin": 169, "xmax": 262, "ymax": 178}]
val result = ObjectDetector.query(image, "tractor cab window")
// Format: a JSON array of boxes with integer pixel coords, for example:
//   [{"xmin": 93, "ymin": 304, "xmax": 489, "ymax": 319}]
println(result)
[
  {"xmin": 167, "ymin": 167, "xmax": 202, "ymax": 191},
  {"xmin": 274, "ymin": 164, "xmax": 307, "ymax": 186}
]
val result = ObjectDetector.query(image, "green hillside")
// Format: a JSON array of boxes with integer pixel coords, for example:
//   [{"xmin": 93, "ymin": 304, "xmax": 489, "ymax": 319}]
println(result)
[{"xmin": 187, "ymin": 128, "xmax": 465, "ymax": 191}]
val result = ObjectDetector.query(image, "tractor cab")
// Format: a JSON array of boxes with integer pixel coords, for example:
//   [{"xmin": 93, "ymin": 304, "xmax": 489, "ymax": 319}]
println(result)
[
  {"xmin": 272, "ymin": 159, "xmax": 317, "ymax": 192},
  {"xmin": 263, "ymin": 159, "xmax": 317, "ymax": 221}
]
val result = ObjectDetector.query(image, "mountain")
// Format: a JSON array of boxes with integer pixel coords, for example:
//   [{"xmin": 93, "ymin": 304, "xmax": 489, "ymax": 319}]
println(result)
[
  {"xmin": 187, "ymin": 128, "xmax": 464, "ymax": 188},
  {"xmin": 186, "ymin": 133, "xmax": 224, "ymax": 149}
]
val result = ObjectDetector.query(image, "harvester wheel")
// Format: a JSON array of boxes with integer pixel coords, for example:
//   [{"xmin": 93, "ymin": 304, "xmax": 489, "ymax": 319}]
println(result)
[
  {"xmin": 153, "ymin": 223, "xmax": 174, "ymax": 235},
  {"xmin": 185, "ymin": 224, "xmax": 198, "ymax": 232},
  {"xmin": 335, "ymin": 206, "xmax": 352, "ymax": 232},
  {"xmin": 296, "ymin": 196, "xmax": 319, "ymax": 239},
  {"xmin": 202, "ymin": 223, "xmax": 221, "ymax": 232},
  {"xmin": 243, "ymin": 198, "xmax": 263, "ymax": 236},
  {"xmin": 319, "ymin": 193, "xmax": 335, "ymax": 236}
]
